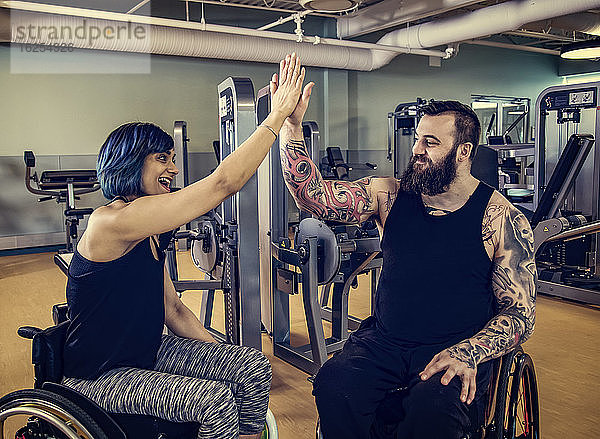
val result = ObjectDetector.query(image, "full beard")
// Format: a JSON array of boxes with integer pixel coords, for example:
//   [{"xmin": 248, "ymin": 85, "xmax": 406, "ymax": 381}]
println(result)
[{"xmin": 399, "ymin": 146, "xmax": 459, "ymax": 196}]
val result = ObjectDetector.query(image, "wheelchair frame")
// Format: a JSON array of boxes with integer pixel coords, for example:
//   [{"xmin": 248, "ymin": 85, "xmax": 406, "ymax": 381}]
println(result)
[
  {"xmin": 0, "ymin": 304, "xmax": 278, "ymax": 439},
  {"xmin": 316, "ymin": 346, "xmax": 539, "ymax": 439}
]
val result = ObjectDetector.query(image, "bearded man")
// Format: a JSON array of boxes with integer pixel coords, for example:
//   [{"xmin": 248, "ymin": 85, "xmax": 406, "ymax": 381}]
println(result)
[{"xmin": 275, "ymin": 88, "xmax": 537, "ymax": 439}]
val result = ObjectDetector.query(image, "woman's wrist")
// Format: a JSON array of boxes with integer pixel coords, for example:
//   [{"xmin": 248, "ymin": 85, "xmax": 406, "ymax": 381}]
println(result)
[{"xmin": 262, "ymin": 110, "xmax": 286, "ymax": 134}]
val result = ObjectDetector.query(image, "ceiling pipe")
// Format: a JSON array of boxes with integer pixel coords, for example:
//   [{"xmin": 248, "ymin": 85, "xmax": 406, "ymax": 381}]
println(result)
[
  {"xmin": 338, "ymin": 0, "xmax": 486, "ymax": 39},
  {"xmin": 464, "ymin": 39, "xmax": 560, "ymax": 56},
  {"xmin": 373, "ymin": 0, "xmax": 600, "ymax": 56},
  {"xmin": 1, "ymin": 1, "xmax": 447, "ymax": 71},
  {"xmin": 257, "ymin": 10, "xmax": 311, "ymax": 31},
  {"xmin": 524, "ymin": 12, "xmax": 600, "ymax": 36}
]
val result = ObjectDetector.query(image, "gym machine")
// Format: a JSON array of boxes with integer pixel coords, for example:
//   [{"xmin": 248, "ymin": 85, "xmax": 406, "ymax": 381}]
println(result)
[
  {"xmin": 165, "ymin": 77, "xmax": 263, "ymax": 350},
  {"xmin": 23, "ymin": 150, "xmax": 100, "ymax": 253},
  {"xmin": 388, "ymin": 99, "xmax": 428, "ymax": 179},
  {"xmin": 531, "ymin": 83, "xmax": 600, "ymax": 304},
  {"xmin": 257, "ymin": 86, "xmax": 382, "ymax": 375}
]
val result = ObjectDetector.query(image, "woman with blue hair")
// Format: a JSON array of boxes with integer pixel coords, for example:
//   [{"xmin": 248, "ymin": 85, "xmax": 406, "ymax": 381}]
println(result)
[{"xmin": 60, "ymin": 53, "xmax": 308, "ymax": 439}]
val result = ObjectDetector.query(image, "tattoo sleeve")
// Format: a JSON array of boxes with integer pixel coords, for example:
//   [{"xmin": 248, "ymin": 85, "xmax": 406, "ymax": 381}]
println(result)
[
  {"xmin": 447, "ymin": 204, "xmax": 537, "ymax": 369},
  {"xmin": 280, "ymin": 139, "xmax": 377, "ymax": 223}
]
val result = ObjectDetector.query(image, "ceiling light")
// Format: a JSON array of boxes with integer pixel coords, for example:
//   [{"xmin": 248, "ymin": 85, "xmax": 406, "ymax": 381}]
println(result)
[
  {"xmin": 299, "ymin": 0, "xmax": 359, "ymax": 13},
  {"xmin": 560, "ymin": 39, "xmax": 600, "ymax": 60}
]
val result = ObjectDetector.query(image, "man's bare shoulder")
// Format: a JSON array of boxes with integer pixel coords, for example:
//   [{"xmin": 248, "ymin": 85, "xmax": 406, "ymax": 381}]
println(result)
[
  {"xmin": 483, "ymin": 190, "xmax": 534, "ymax": 252},
  {"xmin": 482, "ymin": 190, "xmax": 513, "ymax": 249},
  {"xmin": 369, "ymin": 176, "xmax": 400, "ymax": 193},
  {"xmin": 368, "ymin": 177, "xmax": 400, "ymax": 223}
]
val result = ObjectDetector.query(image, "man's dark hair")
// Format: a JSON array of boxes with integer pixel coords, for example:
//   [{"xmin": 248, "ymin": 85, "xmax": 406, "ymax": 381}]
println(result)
[{"xmin": 420, "ymin": 100, "xmax": 481, "ymax": 159}]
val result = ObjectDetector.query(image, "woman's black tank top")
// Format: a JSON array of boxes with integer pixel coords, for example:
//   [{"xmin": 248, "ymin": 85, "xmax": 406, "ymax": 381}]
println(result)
[
  {"xmin": 63, "ymin": 231, "xmax": 172, "ymax": 379},
  {"xmin": 374, "ymin": 182, "xmax": 495, "ymax": 346}
]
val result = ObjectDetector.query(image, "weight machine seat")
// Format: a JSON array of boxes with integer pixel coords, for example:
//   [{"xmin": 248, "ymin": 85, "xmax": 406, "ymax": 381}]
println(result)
[{"xmin": 38, "ymin": 170, "xmax": 98, "ymax": 190}]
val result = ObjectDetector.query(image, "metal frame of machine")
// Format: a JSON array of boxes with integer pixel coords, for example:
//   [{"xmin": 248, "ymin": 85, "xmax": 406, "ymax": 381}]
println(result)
[
  {"xmin": 23, "ymin": 151, "xmax": 100, "ymax": 254},
  {"xmin": 165, "ymin": 78, "xmax": 263, "ymax": 350},
  {"xmin": 257, "ymin": 87, "xmax": 382, "ymax": 375},
  {"xmin": 533, "ymin": 83, "xmax": 600, "ymax": 305}
]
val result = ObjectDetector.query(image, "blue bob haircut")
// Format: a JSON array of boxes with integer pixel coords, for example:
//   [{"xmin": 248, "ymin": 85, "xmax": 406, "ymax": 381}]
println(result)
[{"xmin": 97, "ymin": 122, "xmax": 174, "ymax": 199}]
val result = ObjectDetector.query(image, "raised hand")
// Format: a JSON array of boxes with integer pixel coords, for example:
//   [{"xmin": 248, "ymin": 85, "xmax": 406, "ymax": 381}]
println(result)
[
  {"xmin": 286, "ymin": 80, "xmax": 314, "ymax": 127},
  {"xmin": 269, "ymin": 53, "xmax": 306, "ymax": 119}
]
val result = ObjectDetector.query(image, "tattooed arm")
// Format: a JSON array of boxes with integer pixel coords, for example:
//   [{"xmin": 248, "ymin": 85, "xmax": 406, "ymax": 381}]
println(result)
[
  {"xmin": 279, "ymin": 123, "xmax": 398, "ymax": 225},
  {"xmin": 420, "ymin": 193, "xmax": 536, "ymax": 404}
]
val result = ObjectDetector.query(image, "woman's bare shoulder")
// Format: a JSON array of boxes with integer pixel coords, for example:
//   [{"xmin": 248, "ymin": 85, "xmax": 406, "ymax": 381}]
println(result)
[{"xmin": 78, "ymin": 201, "xmax": 139, "ymax": 261}]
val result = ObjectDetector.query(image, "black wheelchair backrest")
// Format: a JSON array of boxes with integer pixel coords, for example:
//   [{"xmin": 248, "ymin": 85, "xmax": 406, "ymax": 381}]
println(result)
[{"xmin": 21, "ymin": 320, "xmax": 70, "ymax": 388}]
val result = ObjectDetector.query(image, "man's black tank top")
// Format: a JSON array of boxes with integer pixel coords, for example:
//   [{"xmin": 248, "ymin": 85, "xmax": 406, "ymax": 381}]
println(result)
[
  {"xmin": 374, "ymin": 182, "xmax": 495, "ymax": 346},
  {"xmin": 63, "ymin": 231, "xmax": 172, "ymax": 379}
]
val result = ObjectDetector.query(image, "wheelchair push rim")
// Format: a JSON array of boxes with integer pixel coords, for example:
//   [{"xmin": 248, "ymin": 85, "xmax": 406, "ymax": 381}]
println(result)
[
  {"xmin": 505, "ymin": 353, "xmax": 540, "ymax": 439},
  {"xmin": 0, "ymin": 389, "xmax": 107, "ymax": 439},
  {"xmin": 261, "ymin": 408, "xmax": 278, "ymax": 439}
]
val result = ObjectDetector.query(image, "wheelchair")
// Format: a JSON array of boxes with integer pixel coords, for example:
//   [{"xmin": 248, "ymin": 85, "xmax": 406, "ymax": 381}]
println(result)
[
  {"xmin": 316, "ymin": 347, "xmax": 539, "ymax": 439},
  {"xmin": 0, "ymin": 304, "xmax": 278, "ymax": 439}
]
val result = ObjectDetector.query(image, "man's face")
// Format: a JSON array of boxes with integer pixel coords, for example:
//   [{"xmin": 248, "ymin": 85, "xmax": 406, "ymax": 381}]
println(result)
[{"xmin": 399, "ymin": 114, "xmax": 459, "ymax": 196}]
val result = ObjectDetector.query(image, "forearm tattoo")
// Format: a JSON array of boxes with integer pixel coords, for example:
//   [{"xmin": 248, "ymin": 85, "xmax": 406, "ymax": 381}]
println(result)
[
  {"xmin": 280, "ymin": 139, "xmax": 374, "ymax": 223},
  {"xmin": 449, "ymin": 205, "xmax": 537, "ymax": 369}
]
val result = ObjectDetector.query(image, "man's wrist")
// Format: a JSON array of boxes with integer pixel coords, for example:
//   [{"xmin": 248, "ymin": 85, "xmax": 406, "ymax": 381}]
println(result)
[
  {"xmin": 283, "ymin": 118, "xmax": 302, "ymax": 129},
  {"xmin": 281, "ymin": 120, "xmax": 303, "ymax": 139}
]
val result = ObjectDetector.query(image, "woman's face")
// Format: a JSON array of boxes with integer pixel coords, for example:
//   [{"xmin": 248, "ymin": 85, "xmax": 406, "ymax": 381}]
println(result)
[{"xmin": 140, "ymin": 149, "xmax": 179, "ymax": 196}]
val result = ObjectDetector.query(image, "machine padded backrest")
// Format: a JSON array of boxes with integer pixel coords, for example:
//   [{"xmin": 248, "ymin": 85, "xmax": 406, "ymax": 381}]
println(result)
[
  {"xmin": 471, "ymin": 145, "xmax": 499, "ymax": 190},
  {"xmin": 31, "ymin": 320, "xmax": 70, "ymax": 387},
  {"xmin": 530, "ymin": 134, "xmax": 594, "ymax": 227}
]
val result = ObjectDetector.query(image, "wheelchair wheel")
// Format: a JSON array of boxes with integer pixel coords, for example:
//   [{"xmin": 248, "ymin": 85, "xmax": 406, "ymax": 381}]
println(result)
[
  {"xmin": 0, "ymin": 389, "xmax": 108, "ymax": 439},
  {"xmin": 261, "ymin": 408, "xmax": 278, "ymax": 439},
  {"xmin": 493, "ymin": 349, "xmax": 540, "ymax": 439},
  {"xmin": 315, "ymin": 417, "xmax": 323, "ymax": 439}
]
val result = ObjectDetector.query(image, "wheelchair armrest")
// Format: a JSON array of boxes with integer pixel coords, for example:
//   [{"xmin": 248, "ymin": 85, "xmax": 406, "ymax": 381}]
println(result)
[
  {"xmin": 18, "ymin": 326, "xmax": 42, "ymax": 339},
  {"xmin": 52, "ymin": 303, "xmax": 69, "ymax": 325}
]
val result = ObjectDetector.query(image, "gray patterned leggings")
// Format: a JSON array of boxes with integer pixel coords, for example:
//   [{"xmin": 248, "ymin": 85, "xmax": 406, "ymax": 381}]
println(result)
[{"xmin": 62, "ymin": 334, "xmax": 272, "ymax": 439}]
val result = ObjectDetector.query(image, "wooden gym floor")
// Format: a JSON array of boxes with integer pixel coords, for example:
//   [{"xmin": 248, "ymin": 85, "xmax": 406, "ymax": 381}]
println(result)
[{"xmin": 1, "ymin": 250, "xmax": 599, "ymax": 438}]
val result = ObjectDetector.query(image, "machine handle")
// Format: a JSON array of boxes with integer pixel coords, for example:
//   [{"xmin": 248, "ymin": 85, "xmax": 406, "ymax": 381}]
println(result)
[
  {"xmin": 387, "ymin": 114, "xmax": 394, "ymax": 162},
  {"xmin": 24, "ymin": 150, "xmax": 36, "ymax": 167}
]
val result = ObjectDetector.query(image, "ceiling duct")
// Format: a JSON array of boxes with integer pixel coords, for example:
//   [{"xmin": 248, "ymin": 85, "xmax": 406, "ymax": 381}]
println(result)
[
  {"xmin": 338, "ymin": 0, "xmax": 486, "ymax": 39},
  {"xmin": 2, "ymin": 0, "xmax": 599, "ymax": 72},
  {"xmin": 372, "ymin": 0, "xmax": 600, "ymax": 54},
  {"xmin": 0, "ymin": 2, "xmax": 447, "ymax": 71},
  {"xmin": 524, "ymin": 12, "xmax": 600, "ymax": 37}
]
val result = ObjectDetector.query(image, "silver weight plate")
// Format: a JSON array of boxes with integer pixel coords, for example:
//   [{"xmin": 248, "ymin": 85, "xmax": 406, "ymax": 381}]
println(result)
[
  {"xmin": 296, "ymin": 218, "xmax": 340, "ymax": 285},
  {"xmin": 190, "ymin": 220, "xmax": 219, "ymax": 274}
]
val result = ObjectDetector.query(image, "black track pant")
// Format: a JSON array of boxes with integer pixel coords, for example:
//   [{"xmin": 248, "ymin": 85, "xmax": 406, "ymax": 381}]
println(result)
[{"xmin": 313, "ymin": 317, "xmax": 491, "ymax": 439}]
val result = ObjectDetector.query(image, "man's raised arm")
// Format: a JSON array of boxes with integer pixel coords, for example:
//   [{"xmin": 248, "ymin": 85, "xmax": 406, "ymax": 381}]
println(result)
[
  {"xmin": 276, "ymin": 76, "xmax": 397, "ymax": 225},
  {"xmin": 279, "ymin": 123, "xmax": 384, "ymax": 224}
]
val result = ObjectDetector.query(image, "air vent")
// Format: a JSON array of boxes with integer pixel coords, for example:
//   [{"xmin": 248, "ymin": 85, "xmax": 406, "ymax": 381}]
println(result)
[{"xmin": 299, "ymin": 0, "xmax": 359, "ymax": 13}]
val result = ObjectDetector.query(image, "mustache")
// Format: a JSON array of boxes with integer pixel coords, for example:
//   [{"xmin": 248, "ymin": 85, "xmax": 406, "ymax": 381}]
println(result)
[{"xmin": 413, "ymin": 155, "xmax": 431, "ymax": 165}]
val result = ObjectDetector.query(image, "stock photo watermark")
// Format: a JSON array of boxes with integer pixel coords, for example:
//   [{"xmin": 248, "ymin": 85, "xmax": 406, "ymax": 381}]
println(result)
[{"xmin": 6, "ymin": 9, "xmax": 153, "ymax": 74}]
